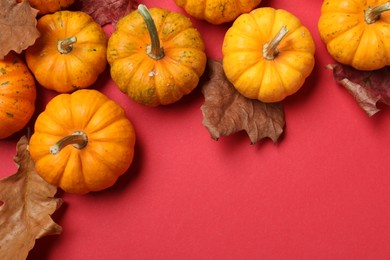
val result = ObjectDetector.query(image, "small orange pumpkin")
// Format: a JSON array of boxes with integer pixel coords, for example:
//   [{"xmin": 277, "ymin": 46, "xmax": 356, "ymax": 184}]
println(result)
[
  {"xmin": 222, "ymin": 7, "xmax": 316, "ymax": 103},
  {"xmin": 174, "ymin": 0, "xmax": 262, "ymax": 24},
  {"xmin": 25, "ymin": 11, "xmax": 107, "ymax": 93},
  {"xmin": 318, "ymin": 0, "xmax": 390, "ymax": 71},
  {"xmin": 28, "ymin": 0, "xmax": 76, "ymax": 15},
  {"xmin": 29, "ymin": 89, "xmax": 136, "ymax": 194},
  {"xmin": 0, "ymin": 52, "xmax": 36, "ymax": 139},
  {"xmin": 107, "ymin": 5, "xmax": 207, "ymax": 106}
]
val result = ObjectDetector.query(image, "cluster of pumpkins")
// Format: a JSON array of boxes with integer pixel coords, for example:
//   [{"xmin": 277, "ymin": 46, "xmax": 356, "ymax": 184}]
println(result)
[{"xmin": 1, "ymin": 0, "xmax": 389, "ymax": 194}]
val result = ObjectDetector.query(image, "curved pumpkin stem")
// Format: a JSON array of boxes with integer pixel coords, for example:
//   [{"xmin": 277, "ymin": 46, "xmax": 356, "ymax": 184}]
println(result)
[
  {"xmin": 138, "ymin": 4, "xmax": 165, "ymax": 60},
  {"xmin": 263, "ymin": 26, "xmax": 288, "ymax": 60},
  {"xmin": 365, "ymin": 2, "xmax": 390, "ymax": 24},
  {"xmin": 57, "ymin": 36, "xmax": 77, "ymax": 54},
  {"xmin": 50, "ymin": 131, "xmax": 88, "ymax": 155}
]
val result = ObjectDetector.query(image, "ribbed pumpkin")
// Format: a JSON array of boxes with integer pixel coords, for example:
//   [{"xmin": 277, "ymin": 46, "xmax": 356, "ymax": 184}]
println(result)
[
  {"xmin": 28, "ymin": 0, "xmax": 76, "ymax": 15},
  {"xmin": 107, "ymin": 5, "xmax": 207, "ymax": 106},
  {"xmin": 222, "ymin": 7, "xmax": 316, "ymax": 103},
  {"xmin": 25, "ymin": 11, "xmax": 107, "ymax": 93},
  {"xmin": 174, "ymin": 0, "xmax": 262, "ymax": 24},
  {"xmin": 318, "ymin": 0, "xmax": 390, "ymax": 71},
  {"xmin": 29, "ymin": 89, "xmax": 136, "ymax": 194},
  {"xmin": 0, "ymin": 52, "xmax": 36, "ymax": 139}
]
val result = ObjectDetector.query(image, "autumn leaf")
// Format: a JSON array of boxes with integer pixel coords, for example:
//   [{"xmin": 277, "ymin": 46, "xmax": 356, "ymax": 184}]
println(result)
[
  {"xmin": 0, "ymin": 136, "xmax": 63, "ymax": 260},
  {"xmin": 0, "ymin": 0, "xmax": 40, "ymax": 60},
  {"xmin": 201, "ymin": 59, "xmax": 285, "ymax": 144},
  {"xmin": 328, "ymin": 63, "xmax": 390, "ymax": 117},
  {"xmin": 78, "ymin": 0, "xmax": 138, "ymax": 26}
]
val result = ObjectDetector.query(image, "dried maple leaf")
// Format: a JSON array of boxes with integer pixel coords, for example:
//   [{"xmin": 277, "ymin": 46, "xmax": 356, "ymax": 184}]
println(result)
[
  {"xmin": 201, "ymin": 59, "xmax": 285, "ymax": 144},
  {"xmin": 0, "ymin": 0, "xmax": 40, "ymax": 60},
  {"xmin": 0, "ymin": 136, "xmax": 63, "ymax": 260},
  {"xmin": 328, "ymin": 63, "xmax": 390, "ymax": 117},
  {"xmin": 79, "ymin": 0, "xmax": 138, "ymax": 26}
]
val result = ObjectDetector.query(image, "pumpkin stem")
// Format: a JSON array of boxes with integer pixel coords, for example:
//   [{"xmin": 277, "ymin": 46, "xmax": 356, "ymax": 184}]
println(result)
[
  {"xmin": 263, "ymin": 26, "xmax": 289, "ymax": 60},
  {"xmin": 138, "ymin": 4, "xmax": 165, "ymax": 60},
  {"xmin": 365, "ymin": 2, "xmax": 390, "ymax": 24},
  {"xmin": 50, "ymin": 131, "xmax": 88, "ymax": 155},
  {"xmin": 57, "ymin": 36, "xmax": 77, "ymax": 54}
]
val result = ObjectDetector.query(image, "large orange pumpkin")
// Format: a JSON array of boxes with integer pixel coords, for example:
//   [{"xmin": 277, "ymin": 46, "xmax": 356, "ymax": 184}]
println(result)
[
  {"xmin": 25, "ymin": 11, "xmax": 107, "ymax": 93},
  {"xmin": 222, "ymin": 7, "xmax": 316, "ymax": 103},
  {"xmin": 318, "ymin": 0, "xmax": 390, "ymax": 71},
  {"xmin": 29, "ymin": 89, "xmax": 136, "ymax": 194},
  {"xmin": 0, "ymin": 52, "xmax": 36, "ymax": 139},
  {"xmin": 107, "ymin": 5, "xmax": 207, "ymax": 106}
]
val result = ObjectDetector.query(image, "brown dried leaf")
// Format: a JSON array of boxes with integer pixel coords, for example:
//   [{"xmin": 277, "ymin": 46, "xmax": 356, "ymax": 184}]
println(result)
[
  {"xmin": 79, "ymin": 0, "xmax": 138, "ymax": 26},
  {"xmin": 0, "ymin": 136, "xmax": 63, "ymax": 260},
  {"xmin": 0, "ymin": 0, "xmax": 40, "ymax": 59},
  {"xmin": 327, "ymin": 63, "xmax": 390, "ymax": 117},
  {"xmin": 201, "ymin": 59, "xmax": 285, "ymax": 144}
]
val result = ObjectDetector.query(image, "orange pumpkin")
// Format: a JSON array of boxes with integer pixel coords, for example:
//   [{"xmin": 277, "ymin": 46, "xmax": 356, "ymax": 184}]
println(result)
[
  {"xmin": 29, "ymin": 89, "xmax": 136, "ymax": 194},
  {"xmin": 107, "ymin": 5, "xmax": 207, "ymax": 106},
  {"xmin": 222, "ymin": 7, "xmax": 315, "ymax": 103},
  {"xmin": 28, "ymin": 0, "xmax": 76, "ymax": 15},
  {"xmin": 174, "ymin": 0, "xmax": 262, "ymax": 24},
  {"xmin": 0, "ymin": 52, "xmax": 36, "ymax": 139},
  {"xmin": 318, "ymin": 0, "xmax": 390, "ymax": 71},
  {"xmin": 25, "ymin": 11, "xmax": 107, "ymax": 93}
]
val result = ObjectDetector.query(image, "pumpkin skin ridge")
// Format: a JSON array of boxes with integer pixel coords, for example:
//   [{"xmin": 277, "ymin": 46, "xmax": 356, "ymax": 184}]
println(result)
[
  {"xmin": 326, "ymin": 25, "xmax": 365, "ymax": 66},
  {"xmin": 223, "ymin": 15, "xmax": 275, "ymax": 99},
  {"xmin": 272, "ymin": 59, "xmax": 306, "ymax": 99},
  {"xmin": 273, "ymin": 51, "xmax": 315, "ymax": 75},
  {"xmin": 31, "ymin": 55, "xmax": 66, "ymax": 91},
  {"xmin": 111, "ymin": 53, "xmax": 165, "ymax": 106},
  {"xmin": 78, "ymin": 126, "xmax": 135, "ymax": 193},
  {"xmin": 156, "ymin": 11, "xmax": 206, "ymax": 81},
  {"xmin": 223, "ymin": 51, "xmax": 263, "ymax": 90},
  {"xmin": 76, "ymin": 150, "xmax": 116, "ymax": 193},
  {"xmin": 222, "ymin": 13, "xmax": 265, "ymax": 82},
  {"xmin": 64, "ymin": 52, "xmax": 103, "ymax": 86},
  {"xmin": 351, "ymin": 26, "xmax": 387, "ymax": 69},
  {"xmin": 110, "ymin": 54, "xmax": 147, "ymax": 95},
  {"xmin": 37, "ymin": 95, "xmax": 77, "ymax": 136},
  {"xmin": 82, "ymin": 138, "xmax": 134, "ymax": 173},
  {"xmin": 59, "ymin": 150, "xmax": 89, "ymax": 194},
  {"xmin": 226, "ymin": 12, "xmax": 270, "ymax": 47},
  {"xmin": 129, "ymin": 57, "xmax": 160, "ymax": 106},
  {"xmin": 253, "ymin": 62, "xmax": 286, "ymax": 102},
  {"xmin": 154, "ymin": 9, "xmax": 177, "ymax": 41},
  {"xmin": 266, "ymin": 62, "xmax": 288, "ymax": 102},
  {"xmin": 34, "ymin": 147, "xmax": 69, "ymax": 186},
  {"xmin": 317, "ymin": 13, "xmax": 362, "ymax": 42},
  {"xmin": 161, "ymin": 26, "xmax": 206, "ymax": 77},
  {"xmin": 167, "ymin": 48, "xmax": 206, "ymax": 78},
  {"xmin": 107, "ymin": 36, "xmax": 147, "ymax": 63},
  {"xmin": 154, "ymin": 58, "xmax": 199, "ymax": 102},
  {"xmin": 162, "ymin": 27, "xmax": 206, "ymax": 52},
  {"xmin": 234, "ymin": 60, "xmax": 267, "ymax": 99},
  {"xmin": 83, "ymin": 99, "xmax": 132, "ymax": 134}
]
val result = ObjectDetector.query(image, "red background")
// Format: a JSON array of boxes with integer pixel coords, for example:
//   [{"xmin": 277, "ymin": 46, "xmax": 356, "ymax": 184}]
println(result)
[{"xmin": 2, "ymin": 0, "xmax": 390, "ymax": 259}]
